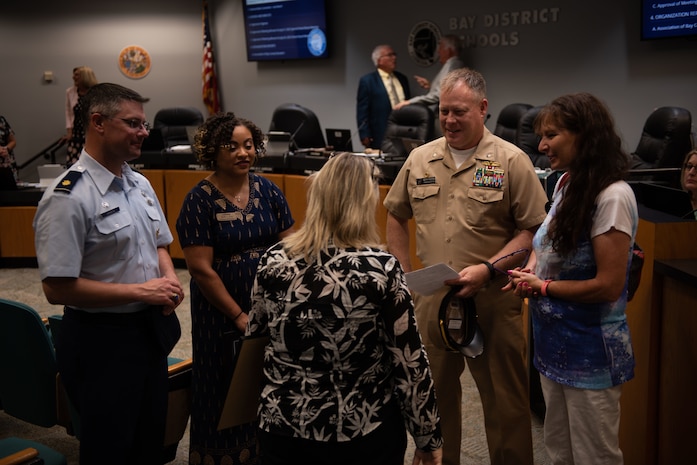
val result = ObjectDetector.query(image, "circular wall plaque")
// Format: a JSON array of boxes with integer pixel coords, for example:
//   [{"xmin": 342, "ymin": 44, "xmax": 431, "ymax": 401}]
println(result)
[{"xmin": 118, "ymin": 45, "xmax": 151, "ymax": 79}]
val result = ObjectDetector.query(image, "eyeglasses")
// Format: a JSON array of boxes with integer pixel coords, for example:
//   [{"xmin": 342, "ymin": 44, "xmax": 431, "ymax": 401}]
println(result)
[
  {"xmin": 117, "ymin": 118, "xmax": 151, "ymax": 132},
  {"xmin": 491, "ymin": 248, "xmax": 531, "ymax": 275},
  {"xmin": 380, "ymin": 52, "xmax": 397, "ymax": 59},
  {"xmin": 219, "ymin": 143, "xmax": 256, "ymax": 153},
  {"xmin": 684, "ymin": 163, "xmax": 696, "ymax": 172}
]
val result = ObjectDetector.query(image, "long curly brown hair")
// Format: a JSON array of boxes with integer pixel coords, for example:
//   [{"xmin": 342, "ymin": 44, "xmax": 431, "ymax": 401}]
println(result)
[
  {"xmin": 192, "ymin": 112, "xmax": 266, "ymax": 169},
  {"xmin": 535, "ymin": 93, "xmax": 629, "ymax": 256}
]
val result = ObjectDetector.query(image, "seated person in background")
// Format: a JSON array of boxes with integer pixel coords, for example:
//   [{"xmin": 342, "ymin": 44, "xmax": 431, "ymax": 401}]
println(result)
[
  {"xmin": 681, "ymin": 149, "xmax": 697, "ymax": 219},
  {"xmin": 247, "ymin": 152, "xmax": 443, "ymax": 465},
  {"xmin": 356, "ymin": 44, "xmax": 411, "ymax": 150},
  {"xmin": 0, "ymin": 115, "xmax": 18, "ymax": 180}
]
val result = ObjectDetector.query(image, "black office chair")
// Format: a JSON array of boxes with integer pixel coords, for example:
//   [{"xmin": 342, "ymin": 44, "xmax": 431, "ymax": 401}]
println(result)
[
  {"xmin": 494, "ymin": 103, "xmax": 533, "ymax": 144},
  {"xmin": 269, "ymin": 103, "xmax": 326, "ymax": 150},
  {"xmin": 629, "ymin": 106, "xmax": 693, "ymax": 188},
  {"xmin": 515, "ymin": 106, "xmax": 550, "ymax": 169},
  {"xmin": 145, "ymin": 107, "xmax": 205, "ymax": 151},
  {"xmin": 380, "ymin": 104, "xmax": 435, "ymax": 158}
]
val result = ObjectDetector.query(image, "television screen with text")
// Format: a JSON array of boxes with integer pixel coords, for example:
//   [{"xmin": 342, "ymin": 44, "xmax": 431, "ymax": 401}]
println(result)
[
  {"xmin": 243, "ymin": 0, "xmax": 329, "ymax": 61},
  {"xmin": 641, "ymin": 1, "xmax": 697, "ymax": 40}
]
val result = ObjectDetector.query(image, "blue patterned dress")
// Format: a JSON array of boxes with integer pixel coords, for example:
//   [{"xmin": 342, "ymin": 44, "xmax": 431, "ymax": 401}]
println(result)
[
  {"xmin": 530, "ymin": 180, "xmax": 638, "ymax": 389},
  {"xmin": 176, "ymin": 174, "xmax": 294, "ymax": 465}
]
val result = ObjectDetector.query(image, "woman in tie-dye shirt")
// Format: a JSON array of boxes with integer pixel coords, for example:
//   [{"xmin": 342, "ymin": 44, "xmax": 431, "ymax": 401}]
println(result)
[{"xmin": 508, "ymin": 93, "xmax": 637, "ymax": 465}]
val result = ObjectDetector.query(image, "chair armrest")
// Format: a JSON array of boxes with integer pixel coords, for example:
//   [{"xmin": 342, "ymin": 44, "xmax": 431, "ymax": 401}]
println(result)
[
  {"xmin": 167, "ymin": 358, "xmax": 193, "ymax": 376},
  {"xmin": 0, "ymin": 447, "xmax": 39, "ymax": 465}
]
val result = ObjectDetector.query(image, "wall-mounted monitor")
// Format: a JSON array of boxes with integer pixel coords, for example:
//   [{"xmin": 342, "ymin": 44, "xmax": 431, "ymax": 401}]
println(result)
[
  {"xmin": 641, "ymin": 0, "xmax": 697, "ymax": 40},
  {"xmin": 242, "ymin": 0, "xmax": 329, "ymax": 62}
]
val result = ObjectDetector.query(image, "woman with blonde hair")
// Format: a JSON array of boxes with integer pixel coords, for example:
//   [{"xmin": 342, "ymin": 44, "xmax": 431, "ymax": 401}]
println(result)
[
  {"xmin": 64, "ymin": 66, "xmax": 98, "ymax": 166},
  {"xmin": 247, "ymin": 152, "xmax": 443, "ymax": 465}
]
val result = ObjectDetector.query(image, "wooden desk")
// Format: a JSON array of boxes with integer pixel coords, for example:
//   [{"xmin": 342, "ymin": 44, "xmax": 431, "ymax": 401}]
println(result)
[
  {"xmin": 0, "ymin": 206, "xmax": 37, "ymax": 258},
  {"xmin": 652, "ymin": 259, "xmax": 697, "ymax": 465},
  {"xmin": 619, "ymin": 208, "xmax": 697, "ymax": 465},
  {"xmin": 0, "ymin": 172, "xmax": 421, "ymax": 269}
]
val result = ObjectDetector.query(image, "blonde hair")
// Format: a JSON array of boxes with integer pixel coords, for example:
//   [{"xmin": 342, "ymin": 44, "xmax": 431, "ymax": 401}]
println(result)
[
  {"xmin": 77, "ymin": 66, "xmax": 98, "ymax": 89},
  {"xmin": 283, "ymin": 152, "xmax": 382, "ymax": 261}
]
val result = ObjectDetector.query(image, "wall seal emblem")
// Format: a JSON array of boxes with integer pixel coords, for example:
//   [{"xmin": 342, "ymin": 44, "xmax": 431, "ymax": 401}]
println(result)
[
  {"xmin": 407, "ymin": 21, "xmax": 442, "ymax": 67},
  {"xmin": 118, "ymin": 45, "xmax": 151, "ymax": 79}
]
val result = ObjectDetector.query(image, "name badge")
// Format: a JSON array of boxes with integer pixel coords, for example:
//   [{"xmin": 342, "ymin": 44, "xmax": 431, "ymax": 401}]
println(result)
[
  {"xmin": 100, "ymin": 207, "xmax": 120, "ymax": 218},
  {"xmin": 216, "ymin": 212, "xmax": 243, "ymax": 222},
  {"xmin": 417, "ymin": 177, "xmax": 436, "ymax": 185}
]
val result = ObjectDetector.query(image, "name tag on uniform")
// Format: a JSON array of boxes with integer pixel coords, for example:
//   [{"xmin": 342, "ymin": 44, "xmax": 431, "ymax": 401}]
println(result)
[
  {"xmin": 417, "ymin": 177, "xmax": 436, "ymax": 185},
  {"xmin": 100, "ymin": 207, "xmax": 120, "ymax": 218}
]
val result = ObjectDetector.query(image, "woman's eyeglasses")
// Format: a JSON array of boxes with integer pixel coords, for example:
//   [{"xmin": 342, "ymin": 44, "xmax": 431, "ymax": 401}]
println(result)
[{"xmin": 684, "ymin": 163, "xmax": 696, "ymax": 172}]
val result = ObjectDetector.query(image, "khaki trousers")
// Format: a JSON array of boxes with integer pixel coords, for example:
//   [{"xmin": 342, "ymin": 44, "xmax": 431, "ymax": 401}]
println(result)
[{"xmin": 415, "ymin": 282, "xmax": 534, "ymax": 465}]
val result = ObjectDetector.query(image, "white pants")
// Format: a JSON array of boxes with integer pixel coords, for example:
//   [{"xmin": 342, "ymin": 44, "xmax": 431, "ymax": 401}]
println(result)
[{"xmin": 540, "ymin": 375, "xmax": 624, "ymax": 465}]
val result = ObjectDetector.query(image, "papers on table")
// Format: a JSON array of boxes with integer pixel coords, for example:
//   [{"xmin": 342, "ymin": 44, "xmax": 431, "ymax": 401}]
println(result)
[{"xmin": 405, "ymin": 263, "xmax": 460, "ymax": 295}]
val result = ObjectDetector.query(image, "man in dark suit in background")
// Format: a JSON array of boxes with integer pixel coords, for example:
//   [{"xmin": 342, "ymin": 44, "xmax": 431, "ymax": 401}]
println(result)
[{"xmin": 356, "ymin": 44, "xmax": 411, "ymax": 150}]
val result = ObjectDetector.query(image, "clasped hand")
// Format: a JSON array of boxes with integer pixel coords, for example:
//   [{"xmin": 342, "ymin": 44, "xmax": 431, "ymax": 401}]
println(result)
[
  {"xmin": 504, "ymin": 269, "xmax": 542, "ymax": 298},
  {"xmin": 142, "ymin": 277, "xmax": 184, "ymax": 314}
]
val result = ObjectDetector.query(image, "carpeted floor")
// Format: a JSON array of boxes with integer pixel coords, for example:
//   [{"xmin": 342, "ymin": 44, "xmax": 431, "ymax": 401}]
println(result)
[{"xmin": 0, "ymin": 267, "xmax": 550, "ymax": 464}]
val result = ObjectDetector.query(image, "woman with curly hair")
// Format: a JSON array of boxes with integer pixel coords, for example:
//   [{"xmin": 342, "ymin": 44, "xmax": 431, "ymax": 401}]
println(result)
[
  {"xmin": 508, "ymin": 93, "xmax": 638, "ymax": 464},
  {"xmin": 176, "ymin": 112, "xmax": 294, "ymax": 464}
]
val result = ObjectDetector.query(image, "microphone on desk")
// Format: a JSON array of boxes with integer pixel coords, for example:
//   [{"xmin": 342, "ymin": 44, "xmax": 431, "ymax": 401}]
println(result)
[
  {"xmin": 681, "ymin": 209, "xmax": 697, "ymax": 220},
  {"xmin": 288, "ymin": 120, "xmax": 305, "ymax": 154},
  {"xmin": 341, "ymin": 120, "xmax": 367, "ymax": 153}
]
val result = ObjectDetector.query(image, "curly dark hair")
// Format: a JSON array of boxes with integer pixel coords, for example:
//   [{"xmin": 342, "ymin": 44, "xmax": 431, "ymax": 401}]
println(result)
[
  {"xmin": 192, "ymin": 112, "xmax": 266, "ymax": 169},
  {"xmin": 534, "ymin": 93, "xmax": 629, "ymax": 256}
]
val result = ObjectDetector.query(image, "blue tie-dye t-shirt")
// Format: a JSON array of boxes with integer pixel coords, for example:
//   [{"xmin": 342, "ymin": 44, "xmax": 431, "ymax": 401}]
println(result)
[{"xmin": 530, "ymin": 179, "xmax": 638, "ymax": 389}]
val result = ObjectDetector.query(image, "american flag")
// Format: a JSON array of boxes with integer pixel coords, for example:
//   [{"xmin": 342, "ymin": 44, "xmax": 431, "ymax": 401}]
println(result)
[{"xmin": 202, "ymin": 0, "xmax": 221, "ymax": 115}]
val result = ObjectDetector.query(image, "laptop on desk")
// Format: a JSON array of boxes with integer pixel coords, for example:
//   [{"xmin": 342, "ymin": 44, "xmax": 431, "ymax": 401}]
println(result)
[
  {"xmin": 633, "ymin": 181, "xmax": 693, "ymax": 218},
  {"xmin": 325, "ymin": 128, "xmax": 353, "ymax": 152},
  {"xmin": 385, "ymin": 136, "xmax": 424, "ymax": 160},
  {"xmin": 37, "ymin": 164, "xmax": 66, "ymax": 188}
]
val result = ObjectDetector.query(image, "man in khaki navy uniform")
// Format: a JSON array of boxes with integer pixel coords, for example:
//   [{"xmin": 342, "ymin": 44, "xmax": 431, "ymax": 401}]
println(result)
[
  {"xmin": 33, "ymin": 83, "xmax": 184, "ymax": 465},
  {"xmin": 384, "ymin": 68, "xmax": 548, "ymax": 465}
]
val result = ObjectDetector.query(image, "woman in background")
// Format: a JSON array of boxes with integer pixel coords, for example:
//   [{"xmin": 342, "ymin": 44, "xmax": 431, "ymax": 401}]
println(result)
[
  {"xmin": 0, "ymin": 115, "xmax": 18, "ymax": 180},
  {"xmin": 508, "ymin": 93, "xmax": 637, "ymax": 465},
  {"xmin": 680, "ymin": 149, "xmax": 697, "ymax": 219},
  {"xmin": 64, "ymin": 66, "xmax": 98, "ymax": 166},
  {"xmin": 247, "ymin": 152, "xmax": 443, "ymax": 465},
  {"xmin": 176, "ymin": 112, "xmax": 294, "ymax": 465}
]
